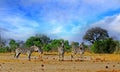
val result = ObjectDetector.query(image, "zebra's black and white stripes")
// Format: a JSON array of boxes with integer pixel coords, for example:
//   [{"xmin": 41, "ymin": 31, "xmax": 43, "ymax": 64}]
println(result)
[
  {"xmin": 58, "ymin": 41, "xmax": 65, "ymax": 61},
  {"xmin": 14, "ymin": 45, "xmax": 43, "ymax": 61},
  {"xmin": 71, "ymin": 42, "xmax": 85, "ymax": 61}
]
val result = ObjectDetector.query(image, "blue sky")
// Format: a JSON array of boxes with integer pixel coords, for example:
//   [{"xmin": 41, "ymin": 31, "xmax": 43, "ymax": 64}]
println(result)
[{"xmin": 0, "ymin": 0, "xmax": 120, "ymax": 42}]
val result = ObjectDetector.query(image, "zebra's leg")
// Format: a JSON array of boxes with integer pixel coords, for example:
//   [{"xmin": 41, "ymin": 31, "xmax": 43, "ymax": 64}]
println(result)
[
  {"xmin": 71, "ymin": 52, "xmax": 75, "ymax": 61},
  {"xmin": 59, "ymin": 54, "xmax": 61, "ymax": 61},
  {"xmin": 59, "ymin": 53, "xmax": 63, "ymax": 61},
  {"xmin": 61, "ymin": 53, "xmax": 64, "ymax": 61},
  {"xmin": 74, "ymin": 54, "xmax": 77, "ymax": 61},
  {"xmin": 39, "ymin": 53, "xmax": 43, "ymax": 61},
  {"xmin": 80, "ymin": 54, "xmax": 84, "ymax": 61},
  {"xmin": 27, "ymin": 51, "xmax": 32, "ymax": 61},
  {"xmin": 16, "ymin": 53, "xmax": 20, "ymax": 58},
  {"xmin": 71, "ymin": 54, "xmax": 73, "ymax": 61},
  {"xmin": 81, "ymin": 54, "xmax": 84, "ymax": 61},
  {"xmin": 28, "ymin": 53, "xmax": 31, "ymax": 61},
  {"xmin": 71, "ymin": 53, "xmax": 76, "ymax": 61},
  {"xmin": 40, "ymin": 53, "xmax": 43, "ymax": 60}
]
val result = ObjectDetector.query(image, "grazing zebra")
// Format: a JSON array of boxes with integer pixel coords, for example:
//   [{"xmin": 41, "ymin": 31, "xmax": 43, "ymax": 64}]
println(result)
[
  {"xmin": 14, "ymin": 45, "xmax": 43, "ymax": 61},
  {"xmin": 71, "ymin": 42, "xmax": 85, "ymax": 61},
  {"xmin": 58, "ymin": 41, "xmax": 65, "ymax": 61}
]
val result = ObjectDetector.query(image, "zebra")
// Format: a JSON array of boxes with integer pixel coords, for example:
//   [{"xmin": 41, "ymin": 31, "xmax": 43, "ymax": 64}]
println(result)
[
  {"xmin": 14, "ymin": 45, "xmax": 43, "ymax": 61},
  {"xmin": 71, "ymin": 42, "xmax": 85, "ymax": 61},
  {"xmin": 58, "ymin": 41, "xmax": 65, "ymax": 61}
]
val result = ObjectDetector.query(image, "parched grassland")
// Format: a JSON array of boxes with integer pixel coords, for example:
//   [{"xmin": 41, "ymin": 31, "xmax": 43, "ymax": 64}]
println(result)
[{"xmin": 0, "ymin": 52, "xmax": 120, "ymax": 72}]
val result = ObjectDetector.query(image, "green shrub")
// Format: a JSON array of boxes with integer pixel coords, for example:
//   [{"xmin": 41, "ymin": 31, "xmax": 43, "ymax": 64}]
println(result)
[
  {"xmin": 0, "ymin": 47, "xmax": 9, "ymax": 53},
  {"xmin": 91, "ymin": 38, "xmax": 116, "ymax": 53}
]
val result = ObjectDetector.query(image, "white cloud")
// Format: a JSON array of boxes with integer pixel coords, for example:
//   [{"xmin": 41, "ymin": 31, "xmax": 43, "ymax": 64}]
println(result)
[
  {"xmin": 92, "ymin": 14, "xmax": 120, "ymax": 32},
  {"xmin": 50, "ymin": 26, "xmax": 63, "ymax": 34},
  {"xmin": 91, "ymin": 14, "xmax": 120, "ymax": 39},
  {"xmin": 0, "ymin": 14, "xmax": 40, "ymax": 40},
  {"xmin": 109, "ymin": 15, "xmax": 120, "ymax": 32}
]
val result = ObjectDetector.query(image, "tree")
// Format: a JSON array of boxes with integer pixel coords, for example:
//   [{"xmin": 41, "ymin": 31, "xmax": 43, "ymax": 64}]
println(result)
[
  {"xmin": 71, "ymin": 41, "xmax": 79, "ymax": 48},
  {"xmin": 9, "ymin": 39, "xmax": 19, "ymax": 52},
  {"xmin": 35, "ymin": 34, "xmax": 51, "ymax": 45},
  {"xmin": 0, "ymin": 32, "xmax": 6, "ymax": 47},
  {"xmin": 43, "ymin": 44, "xmax": 52, "ymax": 52},
  {"xmin": 25, "ymin": 34, "xmax": 51, "ymax": 50},
  {"xmin": 50, "ymin": 39, "xmax": 63, "ymax": 51},
  {"xmin": 64, "ymin": 40, "xmax": 71, "ymax": 52},
  {"xmin": 0, "ymin": 39, "xmax": 5, "ymax": 48},
  {"xmin": 25, "ymin": 36, "xmax": 42, "ymax": 47},
  {"xmin": 0, "ymin": 46, "xmax": 10, "ymax": 53},
  {"xmin": 83, "ymin": 27, "xmax": 109, "ymax": 44},
  {"xmin": 49, "ymin": 39, "xmax": 71, "ymax": 52},
  {"xmin": 17, "ymin": 40, "xmax": 25, "ymax": 48}
]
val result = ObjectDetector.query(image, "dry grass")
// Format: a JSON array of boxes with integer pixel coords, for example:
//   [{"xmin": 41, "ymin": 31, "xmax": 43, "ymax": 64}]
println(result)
[{"xmin": 0, "ymin": 52, "xmax": 120, "ymax": 72}]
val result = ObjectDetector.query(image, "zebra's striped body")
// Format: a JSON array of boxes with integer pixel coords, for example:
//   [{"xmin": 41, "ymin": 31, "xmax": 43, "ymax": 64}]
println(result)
[
  {"xmin": 79, "ymin": 42, "xmax": 84, "ymax": 55},
  {"xmin": 71, "ymin": 42, "xmax": 84, "ymax": 61},
  {"xmin": 58, "ymin": 41, "xmax": 64, "ymax": 61},
  {"xmin": 14, "ymin": 46, "xmax": 43, "ymax": 61}
]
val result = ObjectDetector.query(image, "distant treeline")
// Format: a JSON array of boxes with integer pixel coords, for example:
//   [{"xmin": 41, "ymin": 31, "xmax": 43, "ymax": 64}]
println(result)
[{"xmin": 0, "ymin": 27, "xmax": 120, "ymax": 54}]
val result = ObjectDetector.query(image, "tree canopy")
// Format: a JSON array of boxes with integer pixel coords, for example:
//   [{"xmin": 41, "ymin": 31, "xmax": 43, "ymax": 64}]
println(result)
[
  {"xmin": 71, "ymin": 41, "xmax": 79, "ymax": 48},
  {"xmin": 83, "ymin": 27, "xmax": 109, "ymax": 44},
  {"xmin": 25, "ymin": 34, "xmax": 51, "ymax": 47},
  {"xmin": 9, "ymin": 39, "xmax": 19, "ymax": 52}
]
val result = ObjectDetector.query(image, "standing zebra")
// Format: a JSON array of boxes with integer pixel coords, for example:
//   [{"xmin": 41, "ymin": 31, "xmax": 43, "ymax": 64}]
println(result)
[
  {"xmin": 14, "ymin": 45, "xmax": 43, "ymax": 61},
  {"xmin": 58, "ymin": 41, "xmax": 65, "ymax": 61},
  {"xmin": 71, "ymin": 42, "xmax": 85, "ymax": 61}
]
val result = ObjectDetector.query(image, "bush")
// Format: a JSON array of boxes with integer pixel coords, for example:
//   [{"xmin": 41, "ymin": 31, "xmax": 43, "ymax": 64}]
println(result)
[
  {"xmin": 43, "ymin": 44, "xmax": 52, "ymax": 52},
  {"xmin": 91, "ymin": 38, "xmax": 116, "ymax": 53},
  {"xmin": 114, "ymin": 41, "xmax": 120, "ymax": 54},
  {"xmin": 0, "ymin": 47, "xmax": 10, "ymax": 53}
]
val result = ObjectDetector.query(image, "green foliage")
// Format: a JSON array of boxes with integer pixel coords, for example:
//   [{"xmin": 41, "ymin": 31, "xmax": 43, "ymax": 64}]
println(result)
[
  {"xmin": 0, "ymin": 47, "xmax": 10, "ymax": 53},
  {"xmin": 114, "ymin": 41, "xmax": 120, "ymax": 54},
  {"xmin": 48, "ymin": 39, "xmax": 71, "ymax": 52},
  {"xmin": 43, "ymin": 44, "xmax": 52, "ymax": 52},
  {"xmin": 91, "ymin": 38, "xmax": 116, "ymax": 53},
  {"xmin": 35, "ymin": 34, "xmax": 51, "ymax": 45},
  {"xmin": 0, "ymin": 37, "xmax": 6, "ymax": 47},
  {"xmin": 91, "ymin": 41, "xmax": 101, "ymax": 53},
  {"xmin": 9, "ymin": 39, "xmax": 19, "ymax": 52},
  {"xmin": 50, "ymin": 39, "xmax": 63, "ymax": 51},
  {"xmin": 0, "ymin": 48, "xmax": 7, "ymax": 53},
  {"xmin": 83, "ymin": 44, "xmax": 90, "ymax": 52},
  {"xmin": 71, "ymin": 41, "xmax": 79, "ymax": 47},
  {"xmin": 70, "ymin": 41, "xmax": 79, "ymax": 51},
  {"xmin": 64, "ymin": 40, "xmax": 71, "ymax": 52},
  {"xmin": 25, "ymin": 34, "xmax": 51, "ymax": 48},
  {"xmin": 25, "ymin": 36, "xmax": 42, "ymax": 47}
]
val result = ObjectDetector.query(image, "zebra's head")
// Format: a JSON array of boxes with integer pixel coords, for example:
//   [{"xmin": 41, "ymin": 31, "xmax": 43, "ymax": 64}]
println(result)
[
  {"xmin": 79, "ymin": 42, "xmax": 84, "ymax": 54},
  {"xmin": 31, "ymin": 45, "xmax": 43, "ymax": 54},
  {"xmin": 30, "ymin": 45, "xmax": 39, "ymax": 52},
  {"xmin": 79, "ymin": 42, "xmax": 84, "ymax": 50}
]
